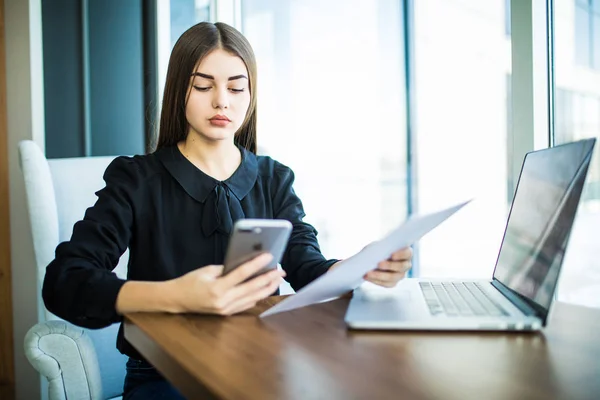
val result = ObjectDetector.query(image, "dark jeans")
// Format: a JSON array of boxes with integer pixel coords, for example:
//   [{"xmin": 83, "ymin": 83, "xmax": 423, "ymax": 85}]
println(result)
[{"xmin": 123, "ymin": 358, "xmax": 186, "ymax": 400}]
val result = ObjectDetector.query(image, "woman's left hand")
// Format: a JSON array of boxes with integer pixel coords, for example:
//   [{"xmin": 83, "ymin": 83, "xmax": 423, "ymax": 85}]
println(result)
[{"xmin": 364, "ymin": 247, "xmax": 413, "ymax": 288}]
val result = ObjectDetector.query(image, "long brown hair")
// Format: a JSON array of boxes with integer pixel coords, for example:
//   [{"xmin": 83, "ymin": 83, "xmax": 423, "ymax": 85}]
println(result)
[{"xmin": 154, "ymin": 22, "xmax": 258, "ymax": 153}]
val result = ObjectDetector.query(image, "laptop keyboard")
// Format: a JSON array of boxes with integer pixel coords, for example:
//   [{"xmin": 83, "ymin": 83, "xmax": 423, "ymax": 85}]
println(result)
[{"xmin": 419, "ymin": 281, "xmax": 508, "ymax": 317}]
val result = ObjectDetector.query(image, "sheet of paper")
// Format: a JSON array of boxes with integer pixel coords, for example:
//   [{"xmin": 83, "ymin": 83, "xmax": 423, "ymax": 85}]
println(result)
[{"xmin": 260, "ymin": 200, "xmax": 471, "ymax": 317}]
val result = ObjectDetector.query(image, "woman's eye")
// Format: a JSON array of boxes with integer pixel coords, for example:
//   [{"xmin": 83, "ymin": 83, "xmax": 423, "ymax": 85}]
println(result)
[
  {"xmin": 193, "ymin": 86, "xmax": 210, "ymax": 92},
  {"xmin": 229, "ymin": 88, "xmax": 245, "ymax": 93}
]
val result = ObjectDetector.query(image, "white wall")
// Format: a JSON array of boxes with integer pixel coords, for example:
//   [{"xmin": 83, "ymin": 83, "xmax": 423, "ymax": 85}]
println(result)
[{"xmin": 5, "ymin": 0, "xmax": 45, "ymax": 399}]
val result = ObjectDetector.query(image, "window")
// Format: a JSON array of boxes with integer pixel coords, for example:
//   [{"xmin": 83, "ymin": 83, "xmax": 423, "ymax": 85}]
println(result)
[
  {"xmin": 42, "ymin": 0, "xmax": 214, "ymax": 159},
  {"xmin": 169, "ymin": 0, "xmax": 211, "ymax": 48},
  {"xmin": 241, "ymin": 0, "xmax": 408, "ymax": 262},
  {"xmin": 505, "ymin": 0, "xmax": 511, "ymax": 36},
  {"xmin": 240, "ymin": 0, "xmax": 514, "ymax": 283},
  {"xmin": 574, "ymin": 0, "xmax": 600, "ymax": 69},
  {"xmin": 42, "ymin": 1, "xmax": 149, "ymax": 158},
  {"xmin": 413, "ymin": 0, "xmax": 513, "ymax": 279},
  {"xmin": 554, "ymin": 0, "xmax": 600, "ymax": 308},
  {"xmin": 157, "ymin": 0, "xmax": 212, "ymax": 112}
]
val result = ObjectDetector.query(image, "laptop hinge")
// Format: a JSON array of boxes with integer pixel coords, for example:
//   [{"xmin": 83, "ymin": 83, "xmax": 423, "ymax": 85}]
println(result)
[{"xmin": 491, "ymin": 280, "xmax": 542, "ymax": 318}]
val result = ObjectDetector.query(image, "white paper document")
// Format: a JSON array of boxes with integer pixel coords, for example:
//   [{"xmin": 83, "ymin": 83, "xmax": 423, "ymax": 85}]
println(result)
[{"xmin": 260, "ymin": 200, "xmax": 471, "ymax": 317}]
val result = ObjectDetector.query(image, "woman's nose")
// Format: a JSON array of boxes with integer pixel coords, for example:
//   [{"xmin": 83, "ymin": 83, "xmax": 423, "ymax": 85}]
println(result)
[{"xmin": 212, "ymin": 88, "xmax": 229, "ymax": 109}]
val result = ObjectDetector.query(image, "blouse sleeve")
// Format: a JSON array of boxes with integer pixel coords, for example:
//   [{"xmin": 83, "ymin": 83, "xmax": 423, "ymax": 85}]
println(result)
[
  {"xmin": 42, "ymin": 157, "xmax": 140, "ymax": 329},
  {"xmin": 272, "ymin": 165, "xmax": 338, "ymax": 291}
]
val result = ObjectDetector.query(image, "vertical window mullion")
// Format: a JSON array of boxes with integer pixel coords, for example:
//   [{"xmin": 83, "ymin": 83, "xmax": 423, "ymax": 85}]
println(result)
[
  {"xmin": 590, "ymin": 4, "xmax": 595, "ymax": 68},
  {"xmin": 510, "ymin": 0, "xmax": 552, "ymax": 184}
]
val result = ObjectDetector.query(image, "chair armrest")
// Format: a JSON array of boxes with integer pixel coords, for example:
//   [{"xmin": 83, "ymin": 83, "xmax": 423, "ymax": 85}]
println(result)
[{"xmin": 24, "ymin": 320, "xmax": 104, "ymax": 400}]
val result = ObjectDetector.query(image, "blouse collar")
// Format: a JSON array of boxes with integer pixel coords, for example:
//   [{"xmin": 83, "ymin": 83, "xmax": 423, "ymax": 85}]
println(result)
[{"xmin": 155, "ymin": 144, "xmax": 258, "ymax": 204}]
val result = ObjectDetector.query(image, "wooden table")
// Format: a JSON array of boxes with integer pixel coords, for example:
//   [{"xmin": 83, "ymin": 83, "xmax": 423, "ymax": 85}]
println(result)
[{"xmin": 124, "ymin": 296, "xmax": 600, "ymax": 400}]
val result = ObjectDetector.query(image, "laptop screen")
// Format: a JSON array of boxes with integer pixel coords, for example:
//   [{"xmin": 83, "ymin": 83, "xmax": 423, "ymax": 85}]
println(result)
[{"xmin": 492, "ymin": 139, "xmax": 595, "ymax": 312}]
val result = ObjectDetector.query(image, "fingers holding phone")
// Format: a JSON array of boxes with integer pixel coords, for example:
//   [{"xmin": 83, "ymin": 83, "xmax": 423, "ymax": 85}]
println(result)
[
  {"xmin": 221, "ymin": 253, "xmax": 276, "ymax": 286},
  {"xmin": 216, "ymin": 253, "xmax": 287, "ymax": 315},
  {"xmin": 171, "ymin": 219, "xmax": 292, "ymax": 315},
  {"xmin": 172, "ymin": 253, "xmax": 286, "ymax": 316}
]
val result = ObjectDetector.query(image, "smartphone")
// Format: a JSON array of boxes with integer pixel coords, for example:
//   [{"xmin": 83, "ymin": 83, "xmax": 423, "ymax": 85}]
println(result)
[{"xmin": 222, "ymin": 219, "xmax": 293, "ymax": 279}]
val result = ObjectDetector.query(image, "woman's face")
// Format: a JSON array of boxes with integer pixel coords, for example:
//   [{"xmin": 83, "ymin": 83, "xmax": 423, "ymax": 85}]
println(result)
[{"xmin": 185, "ymin": 48, "xmax": 251, "ymax": 144}]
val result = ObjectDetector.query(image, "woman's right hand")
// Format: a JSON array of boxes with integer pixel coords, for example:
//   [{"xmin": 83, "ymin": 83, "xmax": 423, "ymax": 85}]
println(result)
[{"xmin": 171, "ymin": 253, "xmax": 285, "ymax": 315}]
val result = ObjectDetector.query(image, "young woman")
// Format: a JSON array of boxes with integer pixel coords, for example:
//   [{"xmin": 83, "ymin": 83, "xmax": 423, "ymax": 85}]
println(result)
[{"xmin": 42, "ymin": 22, "xmax": 413, "ymax": 399}]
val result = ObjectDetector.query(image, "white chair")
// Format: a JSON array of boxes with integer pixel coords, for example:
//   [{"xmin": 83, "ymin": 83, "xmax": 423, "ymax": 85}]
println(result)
[{"xmin": 19, "ymin": 140, "xmax": 129, "ymax": 400}]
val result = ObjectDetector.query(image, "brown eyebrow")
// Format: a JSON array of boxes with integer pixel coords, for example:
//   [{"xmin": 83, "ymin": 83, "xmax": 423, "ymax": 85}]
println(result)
[{"xmin": 191, "ymin": 72, "xmax": 248, "ymax": 81}]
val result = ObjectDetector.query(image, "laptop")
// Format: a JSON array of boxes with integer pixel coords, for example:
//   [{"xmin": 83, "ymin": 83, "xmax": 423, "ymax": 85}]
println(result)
[{"xmin": 345, "ymin": 138, "xmax": 597, "ymax": 331}]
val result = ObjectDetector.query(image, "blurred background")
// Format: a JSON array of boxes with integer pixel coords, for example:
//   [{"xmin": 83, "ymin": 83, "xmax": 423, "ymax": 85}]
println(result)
[
  {"xmin": 4, "ymin": 1, "xmax": 600, "ymax": 398},
  {"xmin": 39, "ymin": 0, "xmax": 597, "ymax": 304}
]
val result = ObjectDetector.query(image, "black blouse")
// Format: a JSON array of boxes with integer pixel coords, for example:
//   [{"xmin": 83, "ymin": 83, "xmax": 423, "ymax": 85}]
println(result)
[{"xmin": 42, "ymin": 145, "xmax": 337, "ymax": 360}]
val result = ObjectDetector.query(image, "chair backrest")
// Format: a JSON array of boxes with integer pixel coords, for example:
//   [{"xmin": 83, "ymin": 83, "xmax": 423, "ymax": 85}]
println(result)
[{"xmin": 19, "ymin": 140, "xmax": 128, "ymax": 399}]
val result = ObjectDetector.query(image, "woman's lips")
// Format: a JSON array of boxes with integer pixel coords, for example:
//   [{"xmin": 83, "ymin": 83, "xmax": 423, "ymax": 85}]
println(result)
[
  {"xmin": 209, "ymin": 115, "xmax": 231, "ymax": 127},
  {"xmin": 209, "ymin": 119, "xmax": 230, "ymax": 127}
]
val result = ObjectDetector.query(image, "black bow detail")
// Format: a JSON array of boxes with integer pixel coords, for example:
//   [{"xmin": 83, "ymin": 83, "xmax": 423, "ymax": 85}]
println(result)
[{"xmin": 201, "ymin": 183, "xmax": 245, "ymax": 237}]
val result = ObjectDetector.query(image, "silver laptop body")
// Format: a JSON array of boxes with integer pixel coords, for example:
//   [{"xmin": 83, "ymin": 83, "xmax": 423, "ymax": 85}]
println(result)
[{"xmin": 345, "ymin": 138, "xmax": 596, "ymax": 331}]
